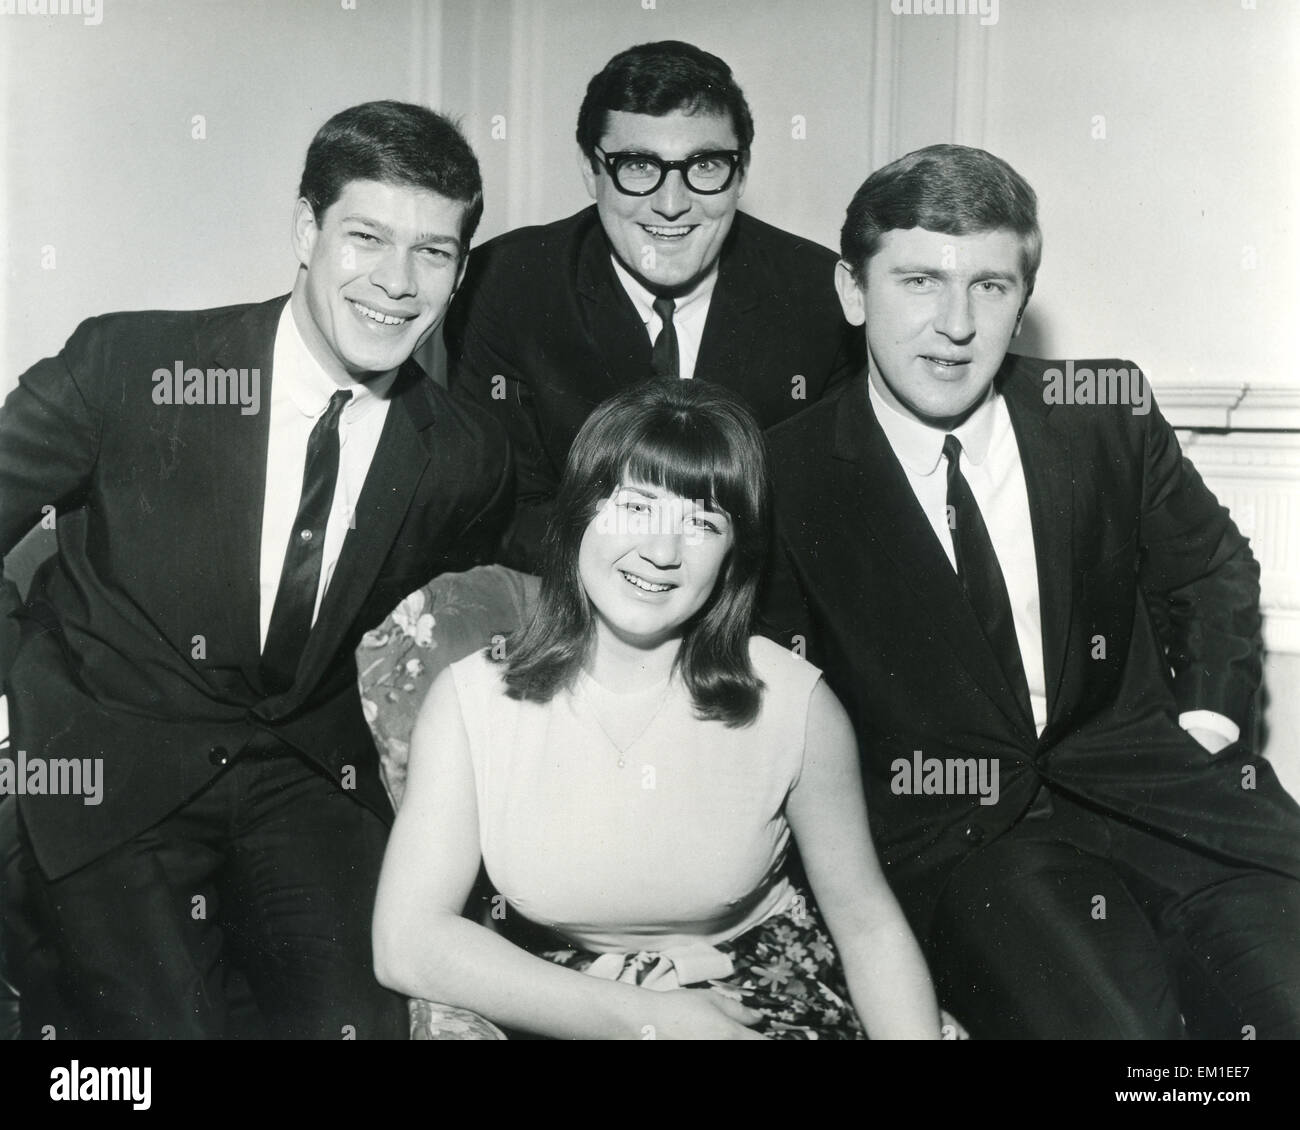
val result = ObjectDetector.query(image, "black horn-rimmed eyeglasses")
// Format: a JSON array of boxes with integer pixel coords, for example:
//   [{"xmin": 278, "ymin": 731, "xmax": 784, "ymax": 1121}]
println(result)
[{"xmin": 592, "ymin": 146, "xmax": 744, "ymax": 196}]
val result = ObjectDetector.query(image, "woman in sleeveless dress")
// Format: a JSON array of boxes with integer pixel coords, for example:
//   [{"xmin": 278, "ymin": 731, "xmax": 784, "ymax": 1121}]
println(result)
[{"xmin": 374, "ymin": 379, "xmax": 943, "ymax": 1039}]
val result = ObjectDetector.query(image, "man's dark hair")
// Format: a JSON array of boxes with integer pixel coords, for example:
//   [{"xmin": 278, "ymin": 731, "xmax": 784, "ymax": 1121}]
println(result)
[
  {"xmin": 298, "ymin": 100, "xmax": 484, "ymax": 249},
  {"xmin": 575, "ymin": 41, "xmax": 755, "ymax": 170},
  {"xmin": 841, "ymin": 144, "xmax": 1042, "ymax": 294},
  {"xmin": 501, "ymin": 379, "xmax": 769, "ymax": 728}
]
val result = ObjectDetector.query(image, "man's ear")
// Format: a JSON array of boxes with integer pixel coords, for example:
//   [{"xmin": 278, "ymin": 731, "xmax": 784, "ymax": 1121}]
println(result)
[
  {"xmin": 452, "ymin": 246, "xmax": 471, "ymax": 296},
  {"xmin": 734, "ymin": 156, "xmax": 748, "ymax": 202},
  {"xmin": 579, "ymin": 145, "xmax": 599, "ymax": 200},
  {"xmin": 1013, "ymin": 289, "xmax": 1032, "ymax": 336},
  {"xmin": 291, "ymin": 197, "xmax": 320, "ymax": 268},
  {"xmin": 834, "ymin": 260, "xmax": 867, "ymax": 326}
]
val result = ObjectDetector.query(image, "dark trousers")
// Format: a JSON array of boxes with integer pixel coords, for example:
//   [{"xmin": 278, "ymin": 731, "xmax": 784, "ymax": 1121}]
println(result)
[
  {"xmin": 6, "ymin": 749, "xmax": 408, "ymax": 1039},
  {"xmin": 928, "ymin": 788, "xmax": 1300, "ymax": 1039}
]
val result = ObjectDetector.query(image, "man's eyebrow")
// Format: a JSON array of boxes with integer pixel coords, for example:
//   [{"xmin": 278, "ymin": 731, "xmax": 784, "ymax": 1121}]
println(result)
[
  {"xmin": 887, "ymin": 265, "xmax": 1020, "ymax": 281},
  {"xmin": 606, "ymin": 145, "xmax": 734, "ymax": 158},
  {"xmin": 340, "ymin": 214, "xmax": 461, "ymax": 249}
]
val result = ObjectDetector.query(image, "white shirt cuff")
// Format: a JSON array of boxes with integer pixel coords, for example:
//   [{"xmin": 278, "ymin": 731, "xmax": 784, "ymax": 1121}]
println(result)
[{"xmin": 1178, "ymin": 709, "xmax": 1239, "ymax": 746}]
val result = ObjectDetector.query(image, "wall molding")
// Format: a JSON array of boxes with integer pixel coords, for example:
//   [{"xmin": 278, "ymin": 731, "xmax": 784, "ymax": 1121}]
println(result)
[
  {"xmin": 505, "ymin": 0, "xmax": 547, "ymax": 235},
  {"xmin": 1179, "ymin": 431, "xmax": 1300, "ymax": 657},
  {"xmin": 951, "ymin": 12, "xmax": 990, "ymax": 148},
  {"xmin": 870, "ymin": 1, "xmax": 899, "ymax": 172},
  {"xmin": 407, "ymin": 0, "xmax": 442, "ymax": 107},
  {"xmin": 1160, "ymin": 381, "xmax": 1300, "ymax": 431},
  {"xmin": 1231, "ymin": 385, "xmax": 1300, "ymax": 431}
]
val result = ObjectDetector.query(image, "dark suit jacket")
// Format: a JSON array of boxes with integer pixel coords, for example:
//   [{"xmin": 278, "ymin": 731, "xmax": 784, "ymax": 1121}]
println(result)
[
  {"xmin": 445, "ymin": 205, "xmax": 864, "ymax": 571},
  {"xmin": 0, "ymin": 295, "xmax": 512, "ymax": 879},
  {"xmin": 761, "ymin": 360, "xmax": 1300, "ymax": 936}
]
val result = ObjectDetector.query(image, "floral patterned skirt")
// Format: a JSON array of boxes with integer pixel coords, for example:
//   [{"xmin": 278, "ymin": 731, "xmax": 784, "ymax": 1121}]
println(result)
[{"xmin": 540, "ymin": 893, "xmax": 867, "ymax": 1040}]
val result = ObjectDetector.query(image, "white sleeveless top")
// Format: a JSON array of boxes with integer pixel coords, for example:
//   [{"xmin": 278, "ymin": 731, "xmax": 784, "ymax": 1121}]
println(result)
[{"xmin": 451, "ymin": 636, "xmax": 822, "ymax": 954}]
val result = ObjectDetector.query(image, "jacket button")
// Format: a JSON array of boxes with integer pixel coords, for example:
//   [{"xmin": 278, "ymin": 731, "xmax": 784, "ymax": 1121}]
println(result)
[
  {"xmin": 963, "ymin": 823, "xmax": 985, "ymax": 845},
  {"xmin": 208, "ymin": 745, "xmax": 230, "ymax": 766}
]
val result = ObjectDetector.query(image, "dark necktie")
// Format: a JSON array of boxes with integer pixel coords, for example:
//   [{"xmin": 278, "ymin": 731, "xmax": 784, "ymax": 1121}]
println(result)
[
  {"xmin": 651, "ymin": 296, "xmax": 679, "ymax": 379},
  {"xmin": 942, "ymin": 433, "xmax": 1034, "ymax": 726},
  {"xmin": 261, "ymin": 388, "xmax": 353, "ymax": 693}
]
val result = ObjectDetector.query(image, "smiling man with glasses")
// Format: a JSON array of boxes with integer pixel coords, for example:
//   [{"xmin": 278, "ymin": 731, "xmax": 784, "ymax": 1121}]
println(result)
[{"xmin": 446, "ymin": 40, "xmax": 863, "ymax": 572}]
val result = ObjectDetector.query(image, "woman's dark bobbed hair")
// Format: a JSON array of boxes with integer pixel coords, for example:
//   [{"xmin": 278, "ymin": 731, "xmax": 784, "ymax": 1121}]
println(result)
[{"xmin": 500, "ymin": 379, "xmax": 769, "ymax": 727}]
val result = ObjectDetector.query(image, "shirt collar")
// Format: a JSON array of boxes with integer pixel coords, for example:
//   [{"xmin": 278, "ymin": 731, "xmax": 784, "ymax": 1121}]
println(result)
[
  {"xmin": 281, "ymin": 300, "xmax": 397, "ymax": 422},
  {"xmin": 868, "ymin": 369, "xmax": 1000, "ymax": 476},
  {"xmin": 609, "ymin": 255, "xmax": 719, "ymax": 326}
]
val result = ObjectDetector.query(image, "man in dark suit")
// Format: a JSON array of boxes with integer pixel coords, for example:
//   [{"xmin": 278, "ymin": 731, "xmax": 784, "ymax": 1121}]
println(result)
[
  {"xmin": 762, "ymin": 144, "xmax": 1300, "ymax": 1039},
  {"xmin": 446, "ymin": 40, "xmax": 862, "ymax": 572},
  {"xmin": 0, "ymin": 101, "xmax": 512, "ymax": 1038}
]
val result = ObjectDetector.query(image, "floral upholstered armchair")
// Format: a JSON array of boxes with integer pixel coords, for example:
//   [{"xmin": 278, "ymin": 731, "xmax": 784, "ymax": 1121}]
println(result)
[
  {"xmin": 356, "ymin": 564, "xmax": 539, "ymax": 1039},
  {"xmin": 357, "ymin": 564, "xmax": 539, "ymax": 811}
]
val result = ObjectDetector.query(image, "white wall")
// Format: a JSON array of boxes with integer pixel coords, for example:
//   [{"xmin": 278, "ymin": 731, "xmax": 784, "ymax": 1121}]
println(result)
[
  {"xmin": 1, "ymin": 0, "xmax": 429, "ymax": 381},
  {"xmin": 978, "ymin": 0, "xmax": 1300, "ymax": 386}
]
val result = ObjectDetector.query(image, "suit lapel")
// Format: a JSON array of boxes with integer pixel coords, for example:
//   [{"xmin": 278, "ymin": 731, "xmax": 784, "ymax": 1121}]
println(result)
[
  {"xmin": 200, "ymin": 296, "xmax": 286, "ymax": 686},
  {"xmin": 576, "ymin": 218, "xmax": 653, "ymax": 397},
  {"xmin": 1001, "ymin": 361, "xmax": 1076, "ymax": 730},
  {"xmin": 694, "ymin": 221, "xmax": 759, "ymax": 387},
  {"xmin": 835, "ymin": 376, "xmax": 1038, "ymax": 744}
]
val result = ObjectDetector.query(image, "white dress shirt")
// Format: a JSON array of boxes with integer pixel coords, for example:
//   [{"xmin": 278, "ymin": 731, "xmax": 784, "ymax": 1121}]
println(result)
[
  {"xmin": 258, "ymin": 301, "xmax": 395, "ymax": 650},
  {"xmin": 870, "ymin": 376, "xmax": 1049, "ymax": 735},
  {"xmin": 610, "ymin": 256, "xmax": 717, "ymax": 381},
  {"xmin": 868, "ymin": 374, "xmax": 1238, "ymax": 746}
]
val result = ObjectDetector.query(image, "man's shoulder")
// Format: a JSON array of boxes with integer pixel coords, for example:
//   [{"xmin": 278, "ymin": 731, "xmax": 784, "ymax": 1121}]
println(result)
[
  {"xmin": 62, "ymin": 296, "xmax": 287, "ymax": 354},
  {"xmin": 449, "ymin": 210, "xmax": 600, "ymax": 330},
  {"xmin": 766, "ymin": 373, "xmax": 860, "ymax": 458},
  {"xmin": 729, "ymin": 212, "xmax": 839, "ymax": 271},
  {"xmin": 999, "ymin": 351, "xmax": 1142, "ymax": 385},
  {"xmin": 998, "ymin": 351, "xmax": 1151, "ymax": 436},
  {"xmin": 468, "ymin": 207, "xmax": 598, "ymax": 269},
  {"xmin": 416, "ymin": 369, "xmax": 511, "ymax": 455}
]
